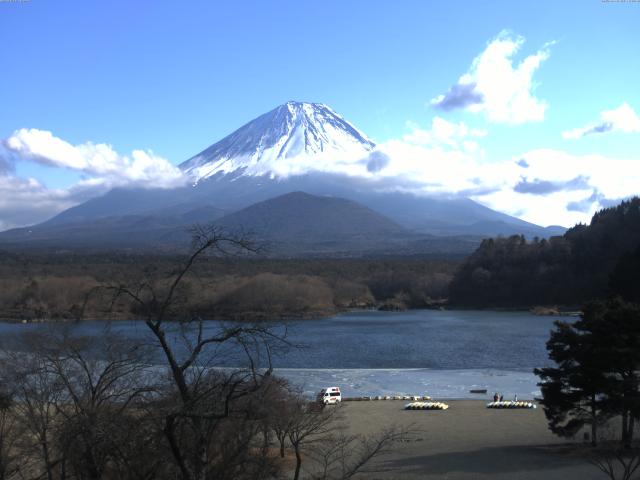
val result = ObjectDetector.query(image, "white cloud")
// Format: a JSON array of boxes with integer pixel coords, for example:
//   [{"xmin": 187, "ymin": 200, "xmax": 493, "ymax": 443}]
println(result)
[
  {"xmin": 474, "ymin": 189, "xmax": 596, "ymax": 227},
  {"xmin": 0, "ymin": 129, "xmax": 188, "ymax": 231},
  {"xmin": 0, "ymin": 173, "xmax": 103, "ymax": 230},
  {"xmin": 403, "ymin": 117, "xmax": 487, "ymax": 148},
  {"xmin": 354, "ymin": 119, "xmax": 494, "ymax": 195},
  {"xmin": 467, "ymin": 148, "xmax": 639, "ymax": 226},
  {"xmin": 562, "ymin": 103, "xmax": 640, "ymax": 139},
  {"xmin": 430, "ymin": 31, "xmax": 552, "ymax": 124},
  {"xmin": 356, "ymin": 129, "xmax": 639, "ymax": 227},
  {"xmin": 3, "ymin": 128, "xmax": 186, "ymax": 188}
]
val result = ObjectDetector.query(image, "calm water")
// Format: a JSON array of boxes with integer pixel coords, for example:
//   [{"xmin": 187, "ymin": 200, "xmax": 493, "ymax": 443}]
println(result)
[
  {"xmin": 0, "ymin": 310, "xmax": 562, "ymax": 398},
  {"xmin": 273, "ymin": 309, "xmax": 558, "ymax": 370}
]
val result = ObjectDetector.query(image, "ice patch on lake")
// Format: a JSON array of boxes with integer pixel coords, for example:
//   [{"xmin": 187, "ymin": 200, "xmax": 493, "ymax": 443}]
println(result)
[{"xmin": 274, "ymin": 368, "xmax": 540, "ymax": 400}]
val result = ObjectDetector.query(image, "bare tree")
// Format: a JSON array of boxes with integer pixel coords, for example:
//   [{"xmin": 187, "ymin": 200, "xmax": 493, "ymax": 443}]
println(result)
[
  {"xmin": 15, "ymin": 330, "xmax": 155, "ymax": 480},
  {"xmin": 0, "ymin": 390, "xmax": 22, "ymax": 480},
  {"xmin": 271, "ymin": 395, "xmax": 294, "ymax": 459},
  {"xmin": 45, "ymin": 332, "xmax": 155, "ymax": 480},
  {"xmin": 1, "ymin": 334, "xmax": 66, "ymax": 480},
  {"xmin": 588, "ymin": 423, "xmax": 640, "ymax": 480},
  {"xmin": 271, "ymin": 392, "xmax": 416, "ymax": 480},
  {"xmin": 285, "ymin": 397, "xmax": 344, "ymax": 480},
  {"xmin": 307, "ymin": 427, "xmax": 412, "ymax": 480},
  {"xmin": 0, "ymin": 328, "xmax": 158, "ymax": 480},
  {"xmin": 88, "ymin": 225, "xmax": 289, "ymax": 480},
  {"xmin": 590, "ymin": 445, "xmax": 640, "ymax": 480}
]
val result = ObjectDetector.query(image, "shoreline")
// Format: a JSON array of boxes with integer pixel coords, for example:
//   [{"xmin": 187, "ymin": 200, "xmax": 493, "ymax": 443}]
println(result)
[
  {"xmin": 0, "ymin": 304, "xmax": 577, "ymax": 324},
  {"xmin": 272, "ymin": 367, "xmax": 542, "ymax": 401}
]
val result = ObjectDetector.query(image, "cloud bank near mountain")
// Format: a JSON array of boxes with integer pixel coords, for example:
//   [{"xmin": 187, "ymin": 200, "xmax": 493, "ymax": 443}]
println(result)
[
  {"xmin": 361, "ymin": 129, "xmax": 637, "ymax": 227},
  {"xmin": 0, "ymin": 112, "xmax": 637, "ymax": 231},
  {"xmin": 0, "ymin": 129, "xmax": 186, "ymax": 230},
  {"xmin": 3, "ymin": 129, "xmax": 185, "ymax": 188}
]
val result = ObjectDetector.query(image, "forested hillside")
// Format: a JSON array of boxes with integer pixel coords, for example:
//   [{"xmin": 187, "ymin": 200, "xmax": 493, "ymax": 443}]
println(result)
[{"xmin": 449, "ymin": 198, "xmax": 640, "ymax": 307}]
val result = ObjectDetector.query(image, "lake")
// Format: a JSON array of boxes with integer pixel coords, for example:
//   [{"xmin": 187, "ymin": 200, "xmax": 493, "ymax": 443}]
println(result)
[{"xmin": 0, "ymin": 309, "xmax": 562, "ymax": 399}]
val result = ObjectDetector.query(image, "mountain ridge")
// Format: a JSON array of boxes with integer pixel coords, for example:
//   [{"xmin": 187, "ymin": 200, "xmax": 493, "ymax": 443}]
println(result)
[
  {"xmin": 216, "ymin": 191, "xmax": 405, "ymax": 240},
  {"xmin": 0, "ymin": 192, "xmax": 482, "ymax": 257}
]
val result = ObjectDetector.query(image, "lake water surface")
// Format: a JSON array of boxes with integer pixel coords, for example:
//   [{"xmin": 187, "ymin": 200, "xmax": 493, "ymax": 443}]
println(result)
[{"xmin": 0, "ymin": 310, "xmax": 562, "ymax": 399}]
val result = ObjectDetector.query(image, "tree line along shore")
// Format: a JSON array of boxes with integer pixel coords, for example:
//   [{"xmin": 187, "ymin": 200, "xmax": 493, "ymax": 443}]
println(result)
[{"xmin": 0, "ymin": 254, "xmax": 455, "ymax": 322}]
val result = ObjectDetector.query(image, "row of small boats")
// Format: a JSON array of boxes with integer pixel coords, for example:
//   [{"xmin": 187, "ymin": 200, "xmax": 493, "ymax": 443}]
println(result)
[
  {"xmin": 486, "ymin": 401, "xmax": 536, "ymax": 409},
  {"xmin": 404, "ymin": 400, "xmax": 538, "ymax": 411},
  {"xmin": 404, "ymin": 401, "xmax": 449, "ymax": 410},
  {"xmin": 344, "ymin": 395, "xmax": 431, "ymax": 401}
]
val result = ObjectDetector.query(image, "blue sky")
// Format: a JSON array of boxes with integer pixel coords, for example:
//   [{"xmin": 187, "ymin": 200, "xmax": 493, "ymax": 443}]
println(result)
[{"xmin": 1, "ymin": 0, "xmax": 639, "ymax": 229}]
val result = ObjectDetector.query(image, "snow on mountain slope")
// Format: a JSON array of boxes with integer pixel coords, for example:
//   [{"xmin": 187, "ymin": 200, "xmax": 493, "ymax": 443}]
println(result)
[{"xmin": 179, "ymin": 101, "xmax": 375, "ymax": 182}]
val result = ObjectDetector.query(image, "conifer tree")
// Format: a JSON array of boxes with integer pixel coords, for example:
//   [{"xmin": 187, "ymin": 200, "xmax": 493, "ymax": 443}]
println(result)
[{"xmin": 536, "ymin": 299, "xmax": 640, "ymax": 447}]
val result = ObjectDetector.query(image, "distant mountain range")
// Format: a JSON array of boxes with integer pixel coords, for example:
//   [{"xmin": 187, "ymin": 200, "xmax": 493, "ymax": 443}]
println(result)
[{"xmin": 0, "ymin": 101, "xmax": 565, "ymax": 256}]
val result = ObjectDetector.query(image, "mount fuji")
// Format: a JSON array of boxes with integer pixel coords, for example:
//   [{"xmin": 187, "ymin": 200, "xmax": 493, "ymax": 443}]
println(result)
[
  {"xmin": 181, "ymin": 101, "xmax": 375, "ymax": 181},
  {"xmin": 0, "ymin": 101, "xmax": 565, "ymax": 254}
]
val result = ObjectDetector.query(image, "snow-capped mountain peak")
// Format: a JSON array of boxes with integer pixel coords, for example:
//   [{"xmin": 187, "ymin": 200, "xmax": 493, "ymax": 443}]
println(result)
[{"xmin": 179, "ymin": 101, "xmax": 376, "ymax": 182}]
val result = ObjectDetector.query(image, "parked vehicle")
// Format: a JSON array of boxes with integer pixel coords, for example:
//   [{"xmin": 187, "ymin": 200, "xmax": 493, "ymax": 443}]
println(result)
[{"xmin": 317, "ymin": 386, "xmax": 341, "ymax": 404}]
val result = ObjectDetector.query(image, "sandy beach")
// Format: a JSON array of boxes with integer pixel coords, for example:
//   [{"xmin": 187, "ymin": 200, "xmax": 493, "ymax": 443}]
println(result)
[{"xmin": 339, "ymin": 400, "xmax": 604, "ymax": 480}]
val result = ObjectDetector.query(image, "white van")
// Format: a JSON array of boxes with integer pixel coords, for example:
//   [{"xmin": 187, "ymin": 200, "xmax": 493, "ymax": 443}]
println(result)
[{"xmin": 317, "ymin": 386, "xmax": 341, "ymax": 405}]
